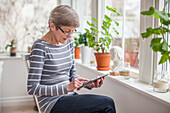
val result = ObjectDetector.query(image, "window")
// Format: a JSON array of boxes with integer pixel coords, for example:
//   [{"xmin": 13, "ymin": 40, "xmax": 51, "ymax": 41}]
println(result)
[
  {"xmin": 72, "ymin": 0, "xmax": 92, "ymax": 33},
  {"xmin": 105, "ymin": 0, "xmax": 140, "ymax": 70},
  {"xmin": 156, "ymin": 0, "xmax": 170, "ymax": 81},
  {"xmin": 0, "ymin": 0, "xmax": 57, "ymax": 52}
]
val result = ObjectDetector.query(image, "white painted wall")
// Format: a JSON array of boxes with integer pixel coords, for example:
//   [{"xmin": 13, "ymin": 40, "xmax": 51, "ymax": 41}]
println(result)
[
  {"xmin": 76, "ymin": 63, "xmax": 170, "ymax": 113},
  {"xmin": 0, "ymin": 58, "xmax": 34, "ymax": 107}
]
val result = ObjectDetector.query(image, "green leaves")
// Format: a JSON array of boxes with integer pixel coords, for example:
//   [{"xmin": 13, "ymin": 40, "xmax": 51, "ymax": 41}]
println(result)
[
  {"xmin": 5, "ymin": 39, "xmax": 15, "ymax": 50},
  {"xmin": 150, "ymin": 38, "xmax": 170, "ymax": 64},
  {"xmin": 86, "ymin": 6, "xmax": 119, "ymax": 53},
  {"xmin": 141, "ymin": 6, "xmax": 170, "ymax": 26},
  {"xmin": 150, "ymin": 38, "xmax": 169, "ymax": 52},
  {"xmin": 74, "ymin": 37, "xmax": 80, "ymax": 47},
  {"xmin": 159, "ymin": 53, "xmax": 169, "ymax": 64},
  {"xmin": 141, "ymin": 27, "xmax": 170, "ymax": 39},
  {"xmin": 141, "ymin": 4, "xmax": 170, "ymax": 65},
  {"xmin": 162, "ymin": 40, "xmax": 168, "ymax": 51},
  {"xmin": 141, "ymin": 7, "xmax": 155, "ymax": 15},
  {"xmin": 106, "ymin": 6, "xmax": 120, "ymax": 16},
  {"xmin": 141, "ymin": 27, "xmax": 153, "ymax": 38},
  {"xmin": 150, "ymin": 38, "xmax": 162, "ymax": 52}
]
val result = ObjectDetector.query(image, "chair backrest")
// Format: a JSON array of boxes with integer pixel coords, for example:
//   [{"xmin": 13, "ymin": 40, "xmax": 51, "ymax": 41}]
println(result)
[{"xmin": 22, "ymin": 54, "xmax": 42, "ymax": 113}]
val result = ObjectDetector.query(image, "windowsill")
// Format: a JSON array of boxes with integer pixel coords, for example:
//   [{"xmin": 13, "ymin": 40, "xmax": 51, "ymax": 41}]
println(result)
[
  {"xmin": 75, "ymin": 59, "xmax": 170, "ymax": 107},
  {"xmin": 0, "ymin": 53, "xmax": 29, "ymax": 60}
]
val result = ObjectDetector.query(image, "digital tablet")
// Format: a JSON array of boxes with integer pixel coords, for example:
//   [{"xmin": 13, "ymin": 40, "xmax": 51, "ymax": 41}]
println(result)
[{"xmin": 77, "ymin": 74, "xmax": 108, "ymax": 89}]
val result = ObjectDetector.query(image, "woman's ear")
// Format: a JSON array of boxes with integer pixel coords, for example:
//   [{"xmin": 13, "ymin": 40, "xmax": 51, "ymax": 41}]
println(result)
[{"xmin": 49, "ymin": 23, "xmax": 56, "ymax": 31}]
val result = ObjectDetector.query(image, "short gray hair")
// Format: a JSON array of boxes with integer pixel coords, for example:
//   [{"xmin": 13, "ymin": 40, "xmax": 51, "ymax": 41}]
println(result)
[{"xmin": 48, "ymin": 5, "xmax": 80, "ymax": 28}]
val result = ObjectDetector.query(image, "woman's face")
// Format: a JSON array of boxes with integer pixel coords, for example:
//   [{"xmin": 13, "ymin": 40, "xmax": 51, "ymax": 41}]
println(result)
[{"xmin": 55, "ymin": 26, "xmax": 76, "ymax": 44}]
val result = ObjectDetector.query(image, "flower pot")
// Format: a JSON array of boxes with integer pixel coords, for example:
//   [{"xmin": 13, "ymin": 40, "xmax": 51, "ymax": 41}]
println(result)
[
  {"xmin": 28, "ymin": 47, "xmax": 32, "ymax": 53},
  {"xmin": 94, "ymin": 53, "xmax": 111, "ymax": 71},
  {"xmin": 10, "ymin": 47, "xmax": 16, "ymax": 56},
  {"xmin": 75, "ymin": 47, "xmax": 80, "ymax": 59},
  {"xmin": 81, "ymin": 46, "xmax": 92, "ymax": 64}
]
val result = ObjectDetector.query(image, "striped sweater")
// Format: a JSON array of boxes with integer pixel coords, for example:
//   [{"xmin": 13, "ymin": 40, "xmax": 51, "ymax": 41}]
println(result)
[{"xmin": 27, "ymin": 38, "xmax": 79, "ymax": 113}]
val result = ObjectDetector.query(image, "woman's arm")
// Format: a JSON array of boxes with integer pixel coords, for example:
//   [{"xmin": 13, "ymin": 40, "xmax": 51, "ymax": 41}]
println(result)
[{"xmin": 69, "ymin": 40, "xmax": 79, "ymax": 81}]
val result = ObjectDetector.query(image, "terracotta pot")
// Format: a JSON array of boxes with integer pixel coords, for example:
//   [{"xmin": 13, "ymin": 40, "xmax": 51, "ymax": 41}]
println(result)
[
  {"xmin": 94, "ymin": 53, "xmax": 111, "ymax": 71},
  {"xmin": 10, "ymin": 47, "xmax": 16, "ymax": 56},
  {"xmin": 75, "ymin": 47, "xmax": 80, "ymax": 59}
]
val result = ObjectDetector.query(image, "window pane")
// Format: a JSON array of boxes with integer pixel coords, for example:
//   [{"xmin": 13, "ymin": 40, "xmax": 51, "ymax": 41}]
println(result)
[
  {"xmin": 157, "ymin": 0, "xmax": 170, "ymax": 81},
  {"xmin": 105, "ymin": 0, "xmax": 140, "ymax": 69},
  {"xmin": 74, "ymin": 0, "xmax": 92, "ymax": 33},
  {"xmin": 0, "ymin": 0, "xmax": 57, "ymax": 52}
]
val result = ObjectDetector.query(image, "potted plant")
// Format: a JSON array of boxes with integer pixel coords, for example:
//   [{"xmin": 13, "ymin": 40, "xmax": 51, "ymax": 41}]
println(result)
[
  {"xmin": 74, "ymin": 37, "xmax": 80, "ymax": 59},
  {"xmin": 78, "ymin": 32, "xmax": 94, "ymax": 64},
  {"xmin": 5, "ymin": 39, "xmax": 16, "ymax": 56},
  {"xmin": 87, "ymin": 6, "xmax": 120, "ymax": 71},
  {"xmin": 141, "ymin": 1, "xmax": 170, "ymax": 93}
]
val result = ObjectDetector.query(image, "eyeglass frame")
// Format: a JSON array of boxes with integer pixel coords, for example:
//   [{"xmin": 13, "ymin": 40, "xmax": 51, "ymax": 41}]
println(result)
[{"xmin": 57, "ymin": 26, "xmax": 77, "ymax": 36}]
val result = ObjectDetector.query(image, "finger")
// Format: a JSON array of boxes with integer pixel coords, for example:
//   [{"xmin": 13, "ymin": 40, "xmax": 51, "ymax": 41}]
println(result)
[
  {"xmin": 77, "ymin": 78, "xmax": 89, "ymax": 81},
  {"xmin": 75, "ymin": 81, "xmax": 83, "ymax": 87},
  {"xmin": 87, "ymin": 84, "xmax": 93, "ymax": 88},
  {"xmin": 96, "ymin": 79, "xmax": 100, "ymax": 87},
  {"xmin": 91, "ymin": 82, "xmax": 96, "ymax": 88},
  {"xmin": 74, "ymin": 78, "xmax": 84, "ymax": 85},
  {"xmin": 99, "ymin": 78, "xmax": 104, "ymax": 87},
  {"xmin": 100, "ymin": 78, "xmax": 104, "ymax": 84}
]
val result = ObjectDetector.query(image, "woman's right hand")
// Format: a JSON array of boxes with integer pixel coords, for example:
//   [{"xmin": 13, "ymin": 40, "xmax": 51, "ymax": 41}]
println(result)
[{"xmin": 67, "ymin": 78, "xmax": 87, "ymax": 92}]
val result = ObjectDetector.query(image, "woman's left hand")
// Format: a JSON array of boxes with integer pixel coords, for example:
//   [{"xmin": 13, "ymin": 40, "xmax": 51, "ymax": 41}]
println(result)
[{"xmin": 86, "ymin": 77, "xmax": 105, "ymax": 88}]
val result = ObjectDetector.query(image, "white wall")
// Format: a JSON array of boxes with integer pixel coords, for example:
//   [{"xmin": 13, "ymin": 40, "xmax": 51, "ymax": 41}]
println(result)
[
  {"xmin": 0, "ymin": 58, "xmax": 34, "ymax": 107},
  {"xmin": 76, "ymin": 63, "xmax": 170, "ymax": 113}
]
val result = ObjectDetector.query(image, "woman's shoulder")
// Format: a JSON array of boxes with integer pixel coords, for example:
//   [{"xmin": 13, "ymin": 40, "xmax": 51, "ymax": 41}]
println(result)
[{"xmin": 32, "ymin": 39, "xmax": 46, "ymax": 49}]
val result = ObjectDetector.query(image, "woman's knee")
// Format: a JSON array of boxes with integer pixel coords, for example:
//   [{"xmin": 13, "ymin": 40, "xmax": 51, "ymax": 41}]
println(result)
[
  {"xmin": 99, "ymin": 96, "xmax": 116, "ymax": 113},
  {"xmin": 103, "ymin": 96, "xmax": 115, "ymax": 107}
]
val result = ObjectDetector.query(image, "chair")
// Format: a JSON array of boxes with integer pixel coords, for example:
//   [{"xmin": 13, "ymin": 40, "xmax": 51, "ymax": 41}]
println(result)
[{"xmin": 22, "ymin": 54, "xmax": 42, "ymax": 113}]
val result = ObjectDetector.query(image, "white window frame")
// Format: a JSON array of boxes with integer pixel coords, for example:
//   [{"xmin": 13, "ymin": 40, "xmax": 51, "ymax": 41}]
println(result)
[{"xmin": 71, "ymin": 0, "xmax": 168, "ymax": 84}]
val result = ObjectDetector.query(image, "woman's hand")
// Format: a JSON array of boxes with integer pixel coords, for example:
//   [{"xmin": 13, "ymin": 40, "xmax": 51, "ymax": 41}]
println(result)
[
  {"xmin": 67, "ymin": 78, "xmax": 89, "ymax": 92},
  {"xmin": 86, "ymin": 77, "xmax": 105, "ymax": 88}
]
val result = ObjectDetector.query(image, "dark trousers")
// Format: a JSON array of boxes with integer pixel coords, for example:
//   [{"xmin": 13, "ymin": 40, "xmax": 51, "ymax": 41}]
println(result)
[{"xmin": 50, "ymin": 93, "xmax": 116, "ymax": 113}]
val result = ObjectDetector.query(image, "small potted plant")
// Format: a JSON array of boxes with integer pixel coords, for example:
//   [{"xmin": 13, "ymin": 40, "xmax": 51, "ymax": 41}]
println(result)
[
  {"xmin": 87, "ymin": 6, "xmax": 120, "ymax": 71},
  {"xmin": 141, "ymin": 1, "xmax": 170, "ymax": 93},
  {"xmin": 5, "ymin": 39, "xmax": 16, "ymax": 56},
  {"xmin": 78, "ymin": 32, "xmax": 94, "ymax": 64},
  {"xmin": 74, "ymin": 37, "xmax": 80, "ymax": 59}
]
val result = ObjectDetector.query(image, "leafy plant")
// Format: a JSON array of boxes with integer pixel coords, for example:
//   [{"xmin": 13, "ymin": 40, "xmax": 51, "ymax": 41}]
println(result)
[
  {"xmin": 78, "ymin": 32, "xmax": 88, "ymax": 46},
  {"xmin": 74, "ymin": 37, "xmax": 80, "ymax": 48},
  {"xmin": 141, "ymin": 1, "xmax": 170, "ymax": 64},
  {"xmin": 5, "ymin": 39, "xmax": 16, "ymax": 50},
  {"xmin": 86, "ymin": 6, "xmax": 120, "ymax": 53}
]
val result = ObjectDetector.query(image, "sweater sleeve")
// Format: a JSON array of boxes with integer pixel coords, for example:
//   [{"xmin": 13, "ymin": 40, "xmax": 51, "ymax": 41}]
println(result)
[
  {"xmin": 69, "ymin": 39, "xmax": 79, "ymax": 82},
  {"xmin": 27, "ymin": 41, "xmax": 68, "ymax": 96}
]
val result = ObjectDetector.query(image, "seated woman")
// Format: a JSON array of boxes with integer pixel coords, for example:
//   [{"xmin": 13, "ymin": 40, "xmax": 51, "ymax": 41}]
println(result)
[{"xmin": 27, "ymin": 5, "xmax": 116, "ymax": 113}]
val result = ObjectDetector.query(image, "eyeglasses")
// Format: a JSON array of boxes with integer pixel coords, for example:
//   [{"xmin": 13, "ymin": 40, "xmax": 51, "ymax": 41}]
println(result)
[{"xmin": 58, "ymin": 26, "xmax": 77, "ymax": 36}]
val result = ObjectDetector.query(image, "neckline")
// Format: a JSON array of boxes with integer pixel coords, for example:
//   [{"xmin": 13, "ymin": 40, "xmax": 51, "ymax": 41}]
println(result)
[{"xmin": 39, "ymin": 39, "xmax": 68, "ymax": 47}]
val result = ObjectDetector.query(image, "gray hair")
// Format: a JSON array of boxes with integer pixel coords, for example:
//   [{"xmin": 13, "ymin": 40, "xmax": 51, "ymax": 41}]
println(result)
[{"xmin": 48, "ymin": 5, "xmax": 80, "ymax": 28}]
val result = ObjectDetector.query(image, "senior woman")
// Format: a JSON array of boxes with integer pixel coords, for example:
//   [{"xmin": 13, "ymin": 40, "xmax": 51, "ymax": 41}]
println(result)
[{"xmin": 27, "ymin": 5, "xmax": 116, "ymax": 113}]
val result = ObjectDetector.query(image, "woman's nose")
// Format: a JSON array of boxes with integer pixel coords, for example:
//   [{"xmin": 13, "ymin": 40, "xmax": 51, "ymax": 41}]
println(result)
[{"xmin": 66, "ymin": 34, "xmax": 72, "ymax": 38}]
